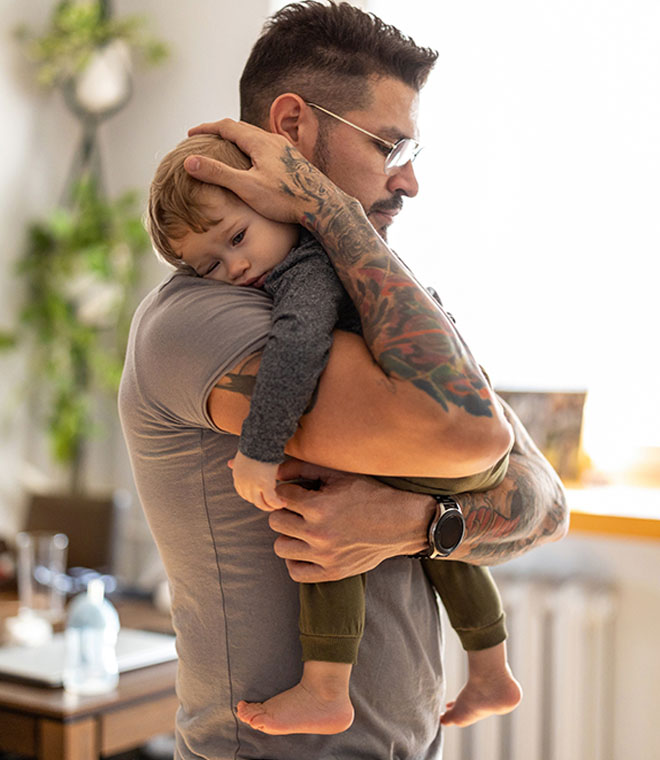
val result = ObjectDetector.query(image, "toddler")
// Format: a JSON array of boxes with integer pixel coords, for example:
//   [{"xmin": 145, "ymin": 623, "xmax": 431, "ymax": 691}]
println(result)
[{"xmin": 147, "ymin": 134, "xmax": 522, "ymax": 736}]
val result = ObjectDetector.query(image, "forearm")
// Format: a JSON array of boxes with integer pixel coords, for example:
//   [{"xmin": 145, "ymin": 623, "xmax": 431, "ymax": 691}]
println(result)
[
  {"xmin": 288, "ymin": 158, "xmax": 499, "ymax": 424},
  {"xmin": 443, "ymin": 397, "xmax": 569, "ymax": 565}
]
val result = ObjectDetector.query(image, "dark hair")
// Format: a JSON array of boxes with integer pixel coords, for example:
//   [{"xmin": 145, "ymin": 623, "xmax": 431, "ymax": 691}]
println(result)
[{"xmin": 240, "ymin": 1, "xmax": 438, "ymax": 126}]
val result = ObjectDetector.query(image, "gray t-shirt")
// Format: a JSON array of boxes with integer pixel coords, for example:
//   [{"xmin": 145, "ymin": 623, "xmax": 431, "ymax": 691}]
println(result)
[{"xmin": 118, "ymin": 272, "xmax": 445, "ymax": 760}]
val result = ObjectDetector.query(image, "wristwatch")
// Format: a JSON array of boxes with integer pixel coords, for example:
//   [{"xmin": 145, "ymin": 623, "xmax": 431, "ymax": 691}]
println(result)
[{"xmin": 410, "ymin": 494, "xmax": 466, "ymax": 559}]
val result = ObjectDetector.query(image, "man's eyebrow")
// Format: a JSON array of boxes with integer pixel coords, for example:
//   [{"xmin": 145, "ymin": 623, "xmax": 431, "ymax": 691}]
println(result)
[{"xmin": 378, "ymin": 126, "xmax": 414, "ymax": 143}]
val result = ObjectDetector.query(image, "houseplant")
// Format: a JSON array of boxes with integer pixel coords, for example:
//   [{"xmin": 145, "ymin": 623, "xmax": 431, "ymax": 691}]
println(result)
[{"xmin": 6, "ymin": 1, "xmax": 169, "ymax": 493}]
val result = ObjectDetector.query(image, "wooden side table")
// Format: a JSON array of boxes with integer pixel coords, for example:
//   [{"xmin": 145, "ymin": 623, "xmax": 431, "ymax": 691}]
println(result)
[{"xmin": 0, "ymin": 596, "xmax": 177, "ymax": 760}]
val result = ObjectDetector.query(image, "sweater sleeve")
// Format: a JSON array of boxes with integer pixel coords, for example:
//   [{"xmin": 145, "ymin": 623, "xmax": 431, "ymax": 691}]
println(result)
[{"xmin": 238, "ymin": 241, "xmax": 349, "ymax": 462}]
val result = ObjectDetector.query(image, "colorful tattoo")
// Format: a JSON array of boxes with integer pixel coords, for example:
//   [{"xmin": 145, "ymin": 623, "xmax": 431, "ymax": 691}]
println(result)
[
  {"xmin": 457, "ymin": 399, "xmax": 569, "ymax": 563},
  {"xmin": 277, "ymin": 146, "xmax": 495, "ymax": 418}
]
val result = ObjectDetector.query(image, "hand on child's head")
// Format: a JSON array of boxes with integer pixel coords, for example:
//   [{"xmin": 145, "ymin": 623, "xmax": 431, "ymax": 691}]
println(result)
[{"xmin": 231, "ymin": 451, "xmax": 287, "ymax": 512}]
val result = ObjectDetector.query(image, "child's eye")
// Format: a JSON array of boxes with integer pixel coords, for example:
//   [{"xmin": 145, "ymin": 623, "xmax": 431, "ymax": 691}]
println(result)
[
  {"xmin": 232, "ymin": 230, "xmax": 245, "ymax": 246},
  {"xmin": 205, "ymin": 261, "xmax": 220, "ymax": 276}
]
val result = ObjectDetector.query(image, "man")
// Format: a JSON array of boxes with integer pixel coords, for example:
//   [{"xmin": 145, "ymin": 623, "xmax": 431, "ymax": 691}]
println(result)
[{"xmin": 119, "ymin": 3, "xmax": 567, "ymax": 758}]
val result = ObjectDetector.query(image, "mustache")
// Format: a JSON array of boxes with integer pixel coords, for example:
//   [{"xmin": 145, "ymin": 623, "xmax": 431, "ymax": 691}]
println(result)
[{"xmin": 368, "ymin": 195, "xmax": 404, "ymax": 215}]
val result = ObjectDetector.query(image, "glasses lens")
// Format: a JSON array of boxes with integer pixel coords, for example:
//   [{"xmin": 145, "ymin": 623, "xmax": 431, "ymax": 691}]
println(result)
[{"xmin": 385, "ymin": 140, "xmax": 421, "ymax": 171}]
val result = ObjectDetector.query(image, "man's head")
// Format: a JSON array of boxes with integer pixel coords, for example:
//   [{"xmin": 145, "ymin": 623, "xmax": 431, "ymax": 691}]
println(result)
[
  {"xmin": 148, "ymin": 135, "xmax": 298, "ymax": 283},
  {"xmin": 239, "ymin": 1, "xmax": 438, "ymax": 238}
]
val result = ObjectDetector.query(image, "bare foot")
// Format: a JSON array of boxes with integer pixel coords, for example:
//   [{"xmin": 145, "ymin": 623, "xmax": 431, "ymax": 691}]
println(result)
[
  {"xmin": 236, "ymin": 661, "xmax": 355, "ymax": 735},
  {"xmin": 441, "ymin": 643, "xmax": 522, "ymax": 727},
  {"xmin": 440, "ymin": 669, "xmax": 522, "ymax": 727}
]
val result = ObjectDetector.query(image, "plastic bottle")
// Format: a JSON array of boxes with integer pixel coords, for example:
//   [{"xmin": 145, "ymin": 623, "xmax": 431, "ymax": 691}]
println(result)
[{"xmin": 63, "ymin": 578, "xmax": 120, "ymax": 695}]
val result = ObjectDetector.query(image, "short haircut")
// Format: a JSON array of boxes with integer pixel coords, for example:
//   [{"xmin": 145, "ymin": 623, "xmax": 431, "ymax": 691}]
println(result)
[
  {"xmin": 240, "ymin": 1, "xmax": 438, "ymax": 127},
  {"xmin": 147, "ymin": 135, "xmax": 251, "ymax": 272}
]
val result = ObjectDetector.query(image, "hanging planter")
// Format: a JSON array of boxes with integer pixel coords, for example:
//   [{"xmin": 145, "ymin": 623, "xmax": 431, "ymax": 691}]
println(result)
[{"xmin": 6, "ymin": 1, "xmax": 170, "ymax": 493}]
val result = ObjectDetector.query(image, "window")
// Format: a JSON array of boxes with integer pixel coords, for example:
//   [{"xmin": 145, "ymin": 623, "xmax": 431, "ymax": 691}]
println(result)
[{"xmin": 370, "ymin": 0, "xmax": 660, "ymax": 483}]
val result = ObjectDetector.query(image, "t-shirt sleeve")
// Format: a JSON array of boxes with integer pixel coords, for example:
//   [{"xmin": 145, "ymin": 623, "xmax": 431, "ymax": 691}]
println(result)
[{"xmin": 126, "ymin": 274, "xmax": 274, "ymax": 432}]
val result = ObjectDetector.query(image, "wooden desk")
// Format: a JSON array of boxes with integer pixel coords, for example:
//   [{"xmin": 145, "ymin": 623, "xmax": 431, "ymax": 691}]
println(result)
[{"xmin": 0, "ymin": 597, "xmax": 177, "ymax": 760}]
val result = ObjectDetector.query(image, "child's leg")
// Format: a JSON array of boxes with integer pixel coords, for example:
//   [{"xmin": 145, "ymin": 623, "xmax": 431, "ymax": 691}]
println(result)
[
  {"xmin": 421, "ymin": 560, "xmax": 521, "ymax": 727},
  {"xmin": 236, "ymin": 575, "xmax": 365, "ymax": 735}
]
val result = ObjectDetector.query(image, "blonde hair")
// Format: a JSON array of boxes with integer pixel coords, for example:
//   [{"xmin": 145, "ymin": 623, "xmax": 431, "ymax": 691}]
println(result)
[{"xmin": 147, "ymin": 134, "xmax": 251, "ymax": 272}]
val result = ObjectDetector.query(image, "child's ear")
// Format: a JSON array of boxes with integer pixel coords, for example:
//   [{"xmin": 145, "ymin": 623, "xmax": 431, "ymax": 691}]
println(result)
[{"xmin": 268, "ymin": 93, "xmax": 318, "ymax": 162}]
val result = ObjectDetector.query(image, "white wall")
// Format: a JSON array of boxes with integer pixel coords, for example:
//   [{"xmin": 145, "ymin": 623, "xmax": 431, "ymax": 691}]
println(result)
[
  {"xmin": 493, "ymin": 531, "xmax": 660, "ymax": 759},
  {"xmin": 0, "ymin": 0, "xmax": 270, "ymax": 575}
]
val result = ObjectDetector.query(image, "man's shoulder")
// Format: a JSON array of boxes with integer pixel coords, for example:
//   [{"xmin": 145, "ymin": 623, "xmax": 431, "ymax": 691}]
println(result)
[
  {"xmin": 135, "ymin": 272, "xmax": 272, "ymax": 337},
  {"xmin": 120, "ymin": 273, "xmax": 274, "ymax": 426}
]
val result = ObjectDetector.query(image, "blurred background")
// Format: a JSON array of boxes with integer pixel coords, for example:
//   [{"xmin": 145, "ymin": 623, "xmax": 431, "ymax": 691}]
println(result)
[{"xmin": 0, "ymin": 2, "xmax": 658, "ymax": 758}]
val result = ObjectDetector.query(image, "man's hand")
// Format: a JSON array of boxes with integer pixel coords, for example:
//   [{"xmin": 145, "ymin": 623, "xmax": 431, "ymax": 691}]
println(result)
[
  {"xmin": 229, "ymin": 452, "xmax": 287, "ymax": 512},
  {"xmin": 185, "ymin": 118, "xmax": 354, "ymax": 225},
  {"xmin": 270, "ymin": 459, "xmax": 434, "ymax": 582}
]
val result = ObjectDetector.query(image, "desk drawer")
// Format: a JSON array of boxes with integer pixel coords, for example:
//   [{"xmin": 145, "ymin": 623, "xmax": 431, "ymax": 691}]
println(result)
[{"xmin": 101, "ymin": 693, "xmax": 177, "ymax": 755}]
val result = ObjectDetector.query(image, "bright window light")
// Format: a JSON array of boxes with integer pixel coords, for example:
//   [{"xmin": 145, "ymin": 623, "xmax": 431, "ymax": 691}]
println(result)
[{"xmin": 369, "ymin": 0, "xmax": 660, "ymax": 478}]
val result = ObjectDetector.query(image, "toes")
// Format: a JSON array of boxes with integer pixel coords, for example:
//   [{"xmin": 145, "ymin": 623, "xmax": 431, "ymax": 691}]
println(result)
[{"xmin": 236, "ymin": 700, "xmax": 266, "ymax": 725}]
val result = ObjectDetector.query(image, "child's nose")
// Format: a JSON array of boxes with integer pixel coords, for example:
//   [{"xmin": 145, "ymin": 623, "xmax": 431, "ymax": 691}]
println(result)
[{"xmin": 229, "ymin": 259, "xmax": 249, "ymax": 279}]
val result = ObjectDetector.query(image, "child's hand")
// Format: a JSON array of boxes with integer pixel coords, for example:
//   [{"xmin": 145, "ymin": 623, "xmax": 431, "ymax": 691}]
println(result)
[{"xmin": 230, "ymin": 451, "xmax": 287, "ymax": 511}]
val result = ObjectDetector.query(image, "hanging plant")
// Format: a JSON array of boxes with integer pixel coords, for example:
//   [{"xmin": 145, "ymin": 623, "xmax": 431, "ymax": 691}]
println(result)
[
  {"xmin": 4, "ymin": 1, "xmax": 169, "ymax": 492},
  {"xmin": 15, "ymin": 0, "xmax": 168, "ymax": 89},
  {"xmin": 16, "ymin": 176, "xmax": 150, "ymax": 489}
]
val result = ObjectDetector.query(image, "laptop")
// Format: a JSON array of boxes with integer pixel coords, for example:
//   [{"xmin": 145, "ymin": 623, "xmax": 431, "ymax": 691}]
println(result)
[{"xmin": 0, "ymin": 628, "xmax": 177, "ymax": 687}]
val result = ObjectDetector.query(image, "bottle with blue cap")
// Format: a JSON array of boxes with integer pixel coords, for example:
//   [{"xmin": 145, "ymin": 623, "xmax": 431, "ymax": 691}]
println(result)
[{"xmin": 63, "ymin": 578, "xmax": 119, "ymax": 695}]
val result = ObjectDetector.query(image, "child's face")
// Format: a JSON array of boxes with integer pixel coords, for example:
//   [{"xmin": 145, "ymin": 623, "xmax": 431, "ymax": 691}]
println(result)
[{"xmin": 173, "ymin": 186, "xmax": 299, "ymax": 287}]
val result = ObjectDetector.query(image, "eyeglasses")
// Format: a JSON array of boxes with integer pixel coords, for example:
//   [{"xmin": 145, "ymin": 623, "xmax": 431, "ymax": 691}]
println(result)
[{"xmin": 305, "ymin": 102, "xmax": 422, "ymax": 173}]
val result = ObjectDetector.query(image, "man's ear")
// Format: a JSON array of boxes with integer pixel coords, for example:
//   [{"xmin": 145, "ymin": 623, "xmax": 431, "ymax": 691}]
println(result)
[{"xmin": 268, "ymin": 93, "xmax": 318, "ymax": 161}]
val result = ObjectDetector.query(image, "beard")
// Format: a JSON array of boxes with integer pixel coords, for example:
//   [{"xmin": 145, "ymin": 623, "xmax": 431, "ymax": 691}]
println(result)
[
  {"xmin": 312, "ymin": 127, "xmax": 402, "ymax": 241},
  {"xmin": 367, "ymin": 195, "xmax": 404, "ymax": 241},
  {"xmin": 312, "ymin": 121, "xmax": 332, "ymax": 176}
]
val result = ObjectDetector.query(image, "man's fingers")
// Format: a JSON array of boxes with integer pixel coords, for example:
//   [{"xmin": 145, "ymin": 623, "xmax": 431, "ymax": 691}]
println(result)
[
  {"xmin": 268, "ymin": 508, "xmax": 307, "ymax": 538},
  {"xmin": 285, "ymin": 559, "xmax": 337, "ymax": 583},
  {"xmin": 188, "ymin": 118, "xmax": 236, "ymax": 137},
  {"xmin": 183, "ymin": 155, "xmax": 245, "ymax": 189},
  {"xmin": 272, "ymin": 534, "xmax": 310, "ymax": 561},
  {"xmin": 187, "ymin": 118, "xmax": 272, "ymax": 154},
  {"xmin": 277, "ymin": 458, "xmax": 337, "ymax": 483}
]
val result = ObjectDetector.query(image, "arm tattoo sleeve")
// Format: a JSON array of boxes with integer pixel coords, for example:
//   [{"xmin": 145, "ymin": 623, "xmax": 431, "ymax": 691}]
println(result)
[
  {"xmin": 455, "ymin": 396, "xmax": 569, "ymax": 564},
  {"xmin": 276, "ymin": 145, "xmax": 496, "ymax": 420}
]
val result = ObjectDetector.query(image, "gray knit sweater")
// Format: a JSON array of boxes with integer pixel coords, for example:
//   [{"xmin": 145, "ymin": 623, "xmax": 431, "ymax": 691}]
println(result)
[{"xmin": 238, "ymin": 229, "xmax": 361, "ymax": 463}]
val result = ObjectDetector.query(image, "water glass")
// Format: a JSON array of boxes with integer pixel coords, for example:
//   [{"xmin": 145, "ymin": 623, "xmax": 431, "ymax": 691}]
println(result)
[{"xmin": 16, "ymin": 531, "xmax": 69, "ymax": 622}]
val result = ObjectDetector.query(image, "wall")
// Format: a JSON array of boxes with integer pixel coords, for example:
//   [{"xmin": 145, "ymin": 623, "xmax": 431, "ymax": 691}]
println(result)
[
  {"xmin": 0, "ymin": 0, "xmax": 270, "ymax": 579},
  {"xmin": 493, "ymin": 530, "xmax": 660, "ymax": 759}
]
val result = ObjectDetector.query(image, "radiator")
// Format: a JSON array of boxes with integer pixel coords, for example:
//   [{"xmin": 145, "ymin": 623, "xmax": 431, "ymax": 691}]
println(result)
[{"xmin": 441, "ymin": 574, "xmax": 616, "ymax": 760}]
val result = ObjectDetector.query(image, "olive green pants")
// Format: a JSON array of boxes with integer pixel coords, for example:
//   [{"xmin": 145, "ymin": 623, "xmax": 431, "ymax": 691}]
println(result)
[{"xmin": 299, "ymin": 463, "xmax": 509, "ymax": 664}]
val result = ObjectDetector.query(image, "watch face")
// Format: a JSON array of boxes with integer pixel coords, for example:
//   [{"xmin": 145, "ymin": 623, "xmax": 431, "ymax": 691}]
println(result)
[{"xmin": 436, "ymin": 511, "xmax": 465, "ymax": 553}]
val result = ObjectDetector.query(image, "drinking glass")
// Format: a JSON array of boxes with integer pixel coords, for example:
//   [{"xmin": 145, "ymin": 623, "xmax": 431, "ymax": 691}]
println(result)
[{"xmin": 16, "ymin": 531, "xmax": 69, "ymax": 622}]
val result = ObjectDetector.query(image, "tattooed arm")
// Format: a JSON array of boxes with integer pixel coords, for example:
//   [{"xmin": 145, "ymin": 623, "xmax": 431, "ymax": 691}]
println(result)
[
  {"xmin": 449, "ymin": 397, "xmax": 568, "ymax": 565},
  {"xmin": 264, "ymin": 397, "xmax": 568, "ymax": 582},
  {"xmin": 186, "ymin": 119, "xmax": 565, "ymax": 581},
  {"xmin": 188, "ymin": 119, "xmax": 512, "ymax": 477}
]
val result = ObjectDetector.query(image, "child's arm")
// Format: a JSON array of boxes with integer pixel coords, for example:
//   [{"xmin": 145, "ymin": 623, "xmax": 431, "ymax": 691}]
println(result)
[
  {"xmin": 230, "ymin": 453, "xmax": 283, "ymax": 511},
  {"xmin": 234, "ymin": 244, "xmax": 348, "ymax": 509}
]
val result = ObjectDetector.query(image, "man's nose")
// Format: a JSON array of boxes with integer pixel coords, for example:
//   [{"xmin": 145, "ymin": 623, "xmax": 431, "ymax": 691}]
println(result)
[{"xmin": 386, "ymin": 160, "xmax": 419, "ymax": 198}]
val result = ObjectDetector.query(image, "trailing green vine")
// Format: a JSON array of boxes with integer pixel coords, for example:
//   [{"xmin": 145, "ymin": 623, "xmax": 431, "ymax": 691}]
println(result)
[{"xmin": 16, "ymin": 177, "xmax": 150, "ymax": 484}]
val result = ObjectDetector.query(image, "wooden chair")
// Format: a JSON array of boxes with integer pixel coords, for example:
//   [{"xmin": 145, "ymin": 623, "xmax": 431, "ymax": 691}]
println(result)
[{"xmin": 23, "ymin": 491, "xmax": 131, "ymax": 573}]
